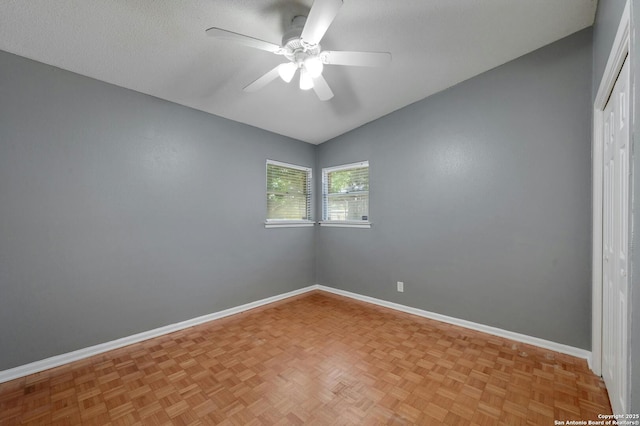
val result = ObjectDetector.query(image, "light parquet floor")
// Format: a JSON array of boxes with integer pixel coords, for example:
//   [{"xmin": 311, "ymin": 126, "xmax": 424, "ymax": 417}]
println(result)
[{"xmin": 0, "ymin": 291, "xmax": 611, "ymax": 425}]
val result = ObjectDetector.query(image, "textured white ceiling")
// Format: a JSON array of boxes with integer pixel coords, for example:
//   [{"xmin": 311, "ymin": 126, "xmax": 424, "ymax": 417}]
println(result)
[{"xmin": 0, "ymin": 0, "xmax": 597, "ymax": 144}]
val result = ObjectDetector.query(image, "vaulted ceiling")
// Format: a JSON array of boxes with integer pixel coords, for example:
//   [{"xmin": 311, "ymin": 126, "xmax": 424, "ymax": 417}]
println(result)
[{"xmin": 0, "ymin": 0, "xmax": 597, "ymax": 144}]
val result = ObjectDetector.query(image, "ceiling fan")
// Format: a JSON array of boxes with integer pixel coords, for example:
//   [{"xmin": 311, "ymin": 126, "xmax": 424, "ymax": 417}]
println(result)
[{"xmin": 205, "ymin": 0, "xmax": 391, "ymax": 101}]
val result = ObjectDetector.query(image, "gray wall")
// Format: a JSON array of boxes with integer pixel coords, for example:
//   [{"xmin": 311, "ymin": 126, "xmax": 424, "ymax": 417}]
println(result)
[
  {"xmin": 316, "ymin": 29, "xmax": 593, "ymax": 349},
  {"xmin": 593, "ymin": 0, "xmax": 640, "ymax": 413},
  {"xmin": 0, "ymin": 50, "xmax": 315, "ymax": 370},
  {"xmin": 592, "ymin": 0, "xmax": 628, "ymax": 97}
]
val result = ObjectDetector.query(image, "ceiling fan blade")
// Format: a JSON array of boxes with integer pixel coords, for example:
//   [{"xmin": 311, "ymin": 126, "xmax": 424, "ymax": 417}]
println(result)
[
  {"xmin": 206, "ymin": 27, "xmax": 281, "ymax": 53},
  {"xmin": 323, "ymin": 51, "xmax": 392, "ymax": 67},
  {"xmin": 312, "ymin": 74, "xmax": 334, "ymax": 101},
  {"xmin": 243, "ymin": 66, "xmax": 281, "ymax": 92},
  {"xmin": 301, "ymin": 0, "xmax": 343, "ymax": 45}
]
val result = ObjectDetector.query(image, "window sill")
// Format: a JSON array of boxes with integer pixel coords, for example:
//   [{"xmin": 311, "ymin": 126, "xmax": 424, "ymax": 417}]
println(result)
[
  {"xmin": 264, "ymin": 221, "xmax": 315, "ymax": 229},
  {"xmin": 319, "ymin": 221, "xmax": 371, "ymax": 229}
]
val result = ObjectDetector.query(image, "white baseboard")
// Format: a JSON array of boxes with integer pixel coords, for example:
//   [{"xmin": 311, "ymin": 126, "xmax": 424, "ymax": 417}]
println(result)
[
  {"xmin": 315, "ymin": 285, "xmax": 592, "ymax": 364},
  {"xmin": 0, "ymin": 284, "xmax": 593, "ymax": 384},
  {"xmin": 0, "ymin": 286, "xmax": 317, "ymax": 384}
]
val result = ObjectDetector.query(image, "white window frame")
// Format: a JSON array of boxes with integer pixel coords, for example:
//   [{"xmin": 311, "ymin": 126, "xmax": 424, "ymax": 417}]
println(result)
[
  {"xmin": 265, "ymin": 160, "xmax": 314, "ymax": 228},
  {"xmin": 320, "ymin": 161, "xmax": 371, "ymax": 229}
]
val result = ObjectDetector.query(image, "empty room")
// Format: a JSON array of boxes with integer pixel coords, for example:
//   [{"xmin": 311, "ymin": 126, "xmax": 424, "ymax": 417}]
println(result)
[{"xmin": 1, "ymin": 0, "xmax": 639, "ymax": 424}]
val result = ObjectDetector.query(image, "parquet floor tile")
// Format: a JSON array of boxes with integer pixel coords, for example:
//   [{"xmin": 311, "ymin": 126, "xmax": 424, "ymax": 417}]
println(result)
[{"xmin": 0, "ymin": 291, "xmax": 611, "ymax": 425}]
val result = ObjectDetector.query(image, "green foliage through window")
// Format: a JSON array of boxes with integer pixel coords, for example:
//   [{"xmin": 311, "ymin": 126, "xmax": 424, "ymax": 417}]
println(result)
[
  {"xmin": 327, "ymin": 167, "xmax": 369, "ymax": 194},
  {"xmin": 323, "ymin": 162, "xmax": 369, "ymax": 222},
  {"xmin": 266, "ymin": 161, "xmax": 311, "ymax": 221}
]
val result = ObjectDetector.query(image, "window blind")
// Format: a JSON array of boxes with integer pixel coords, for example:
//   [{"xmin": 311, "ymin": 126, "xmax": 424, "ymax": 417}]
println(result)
[
  {"xmin": 322, "ymin": 162, "xmax": 369, "ymax": 221},
  {"xmin": 266, "ymin": 161, "xmax": 311, "ymax": 221}
]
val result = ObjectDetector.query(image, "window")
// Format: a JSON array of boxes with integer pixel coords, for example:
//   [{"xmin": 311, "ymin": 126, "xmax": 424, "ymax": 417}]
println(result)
[
  {"xmin": 265, "ymin": 160, "xmax": 313, "ymax": 228},
  {"xmin": 321, "ymin": 161, "xmax": 370, "ymax": 228}
]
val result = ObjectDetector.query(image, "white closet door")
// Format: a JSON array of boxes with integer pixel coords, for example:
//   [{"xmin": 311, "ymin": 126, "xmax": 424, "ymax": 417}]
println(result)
[{"xmin": 601, "ymin": 55, "xmax": 629, "ymax": 416}]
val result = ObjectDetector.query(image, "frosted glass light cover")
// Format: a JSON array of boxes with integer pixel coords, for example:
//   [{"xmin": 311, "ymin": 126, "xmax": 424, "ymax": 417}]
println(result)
[
  {"xmin": 299, "ymin": 69, "xmax": 314, "ymax": 90},
  {"xmin": 304, "ymin": 57, "xmax": 324, "ymax": 78},
  {"xmin": 278, "ymin": 62, "xmax": 297, "ymax": 83}
]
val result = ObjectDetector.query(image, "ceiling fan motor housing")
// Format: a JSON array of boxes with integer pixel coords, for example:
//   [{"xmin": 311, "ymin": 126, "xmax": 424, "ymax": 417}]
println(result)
[{"xmin": 281, "ymin": 16, "xmax": 321, "ymax": 65}]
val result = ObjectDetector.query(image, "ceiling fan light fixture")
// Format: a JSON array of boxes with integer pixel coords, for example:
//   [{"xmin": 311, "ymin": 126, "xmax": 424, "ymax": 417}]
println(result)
[
  {"xmin": 299, "ymin": 68, "xmax": 314, "ymax": 90},
  {"xmin": 207, "ymin": 0, "xmax": 392, "ymax": 100},
  {"xmin": 278, "ymin": 62, "xmax": 298, "ymax": 83},
  {"xmin": 304, "ymin": 56, "xmax": 324, "ymax": 78}
]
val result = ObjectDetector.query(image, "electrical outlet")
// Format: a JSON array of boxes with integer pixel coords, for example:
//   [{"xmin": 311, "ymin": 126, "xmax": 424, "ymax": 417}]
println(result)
[{"xmin": 397, "ymin": 281, "xmax": 404, "ymax": 292}]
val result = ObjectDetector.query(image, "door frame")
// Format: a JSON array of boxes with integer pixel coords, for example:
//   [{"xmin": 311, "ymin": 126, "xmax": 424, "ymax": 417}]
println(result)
[{"xmin": 592, "ymin": 0, "xmax": 630, "ymax": 379}]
